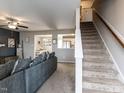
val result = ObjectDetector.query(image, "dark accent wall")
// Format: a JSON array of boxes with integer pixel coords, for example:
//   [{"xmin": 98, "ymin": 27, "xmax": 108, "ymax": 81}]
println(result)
[{"xmin": 0, "ymin": 28, "xmax": 19, "ymax": 57}]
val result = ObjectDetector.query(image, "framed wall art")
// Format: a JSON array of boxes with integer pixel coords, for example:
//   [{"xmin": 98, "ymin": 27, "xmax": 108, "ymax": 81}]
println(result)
[{"xmin": 8, "ymin": 38, "xmax": 15, "ymax": 48}]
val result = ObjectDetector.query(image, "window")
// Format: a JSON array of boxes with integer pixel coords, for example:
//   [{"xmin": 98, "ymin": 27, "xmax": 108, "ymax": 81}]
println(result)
[{"xmin": 58, "ymin": 34, "xmax": 75, "ymax": 49}]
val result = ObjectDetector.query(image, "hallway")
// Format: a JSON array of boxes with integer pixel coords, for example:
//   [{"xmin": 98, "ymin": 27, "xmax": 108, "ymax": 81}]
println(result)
[{"xmin": 37, "ymin": 63, "xmax": 75, "ymax": 93}]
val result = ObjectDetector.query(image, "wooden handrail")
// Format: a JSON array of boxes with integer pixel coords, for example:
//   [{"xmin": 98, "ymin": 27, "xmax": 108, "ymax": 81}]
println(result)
[{"xmin": 94, "ymin": 10, "xmax": 124, "ymax": 48}]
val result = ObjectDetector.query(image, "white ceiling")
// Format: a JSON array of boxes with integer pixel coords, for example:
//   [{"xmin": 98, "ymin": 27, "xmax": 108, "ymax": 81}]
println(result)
[{"xmin": 0, "ymin": 0, "xmax": 80, "ymax": 31}]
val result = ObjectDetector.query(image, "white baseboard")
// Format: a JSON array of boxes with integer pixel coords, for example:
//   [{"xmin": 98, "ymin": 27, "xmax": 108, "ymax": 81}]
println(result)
[
  {"xmin": 58, "ymin": 61, "xmax": 75, "ymax": 63},
  {"xmin": 93, "ymin": 21, "xmax": 124, "ymax": 83}
]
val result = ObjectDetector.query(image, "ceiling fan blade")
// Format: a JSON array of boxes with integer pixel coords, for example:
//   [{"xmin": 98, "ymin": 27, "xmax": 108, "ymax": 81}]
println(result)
[
  {"xmin": 6, "ymin": 17, "xmax": 18, "ymax": 22},
  {"xmin": 18, "ymin": 25, "xmax": 28, "ymax": 29},
  {"xmin": 0, "ymin": 16, "xmax": 7, "ymax": 21},
  {"xmin": 0, "ymin": 25, "xmax": 7, "ymax": 27}
]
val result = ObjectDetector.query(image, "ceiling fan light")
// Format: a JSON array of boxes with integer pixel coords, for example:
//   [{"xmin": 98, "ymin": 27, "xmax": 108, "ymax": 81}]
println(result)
[
  {"xmin": 13, "ymin": 22, "xmax": 18, "ymax": 26},
  {"xmin": 8, "ymin": 24, "xmax": 16, "ymax": 29}
]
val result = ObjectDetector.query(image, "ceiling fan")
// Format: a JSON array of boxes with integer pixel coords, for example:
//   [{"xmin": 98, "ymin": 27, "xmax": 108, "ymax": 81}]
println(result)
[{"xmin": 0, "ymin": 16, "xmax": 29, "ymax": 30}]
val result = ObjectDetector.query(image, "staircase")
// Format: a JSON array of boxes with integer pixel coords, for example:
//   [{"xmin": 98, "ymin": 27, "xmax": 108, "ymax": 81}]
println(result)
[{"xmin": 81, "ymin": 22, "xmax": 124, "ymax": 93}]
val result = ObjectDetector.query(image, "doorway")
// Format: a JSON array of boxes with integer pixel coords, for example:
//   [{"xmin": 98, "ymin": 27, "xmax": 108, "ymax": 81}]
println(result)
[
  {"xmin": 81, "ymin": 8, "xmax": 92, "ymax": 22},
  {"xmin": 80, "ymin": 0, "xmax": 93, "ymax": 22},
  {"xmin": 34, "ymin": 35, "xmax": 52, "ymax": 57}
]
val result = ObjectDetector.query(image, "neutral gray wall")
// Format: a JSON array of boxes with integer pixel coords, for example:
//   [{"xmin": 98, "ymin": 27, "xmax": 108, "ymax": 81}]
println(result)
[
  {"xmin": 20, "ymin": 30, "xmax": 75, "ymax": 63},
  {"xmin": 93, "ymin": 0, "xmax": 124, "ymax": 81},
  {"xmin": 93, "ymin": 0, "xmax": 124, "ymax": 37}
]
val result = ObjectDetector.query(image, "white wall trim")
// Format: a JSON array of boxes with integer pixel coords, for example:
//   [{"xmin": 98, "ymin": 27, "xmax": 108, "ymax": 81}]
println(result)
[
  {"xmin": 93, "ymin": 21, "xmax": 124, "ymax": 83},
  {"xmin": 75, "ymin": 8, "xmax": 83, "ymax": 93}
]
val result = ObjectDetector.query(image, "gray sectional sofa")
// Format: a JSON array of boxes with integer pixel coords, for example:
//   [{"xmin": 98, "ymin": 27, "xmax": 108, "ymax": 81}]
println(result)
[{"xmin": 0, "ymin": 52, "xmax": 57, "ymax": 93}]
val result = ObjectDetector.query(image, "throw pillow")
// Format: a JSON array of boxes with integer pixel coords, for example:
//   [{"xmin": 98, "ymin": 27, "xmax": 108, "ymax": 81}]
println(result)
[
  {"xmin": 46, "ymin": 51, "xmax": 50, "ymax": 59},
  {"xmin": 49, "ymin": 52, "xmax": 55, "ymax": 59},
  {"xmin": 39, "ymin": 52, "xmax": 47, "ymax": 61},
  {"xmin": 11, "ymin": 59, "xmax": 19, "ymax": 74},
  {"xmin": 30, "ymin": 57, "xmax": 42, "ymax": 67},
  {"xmin": 11, "ymin": 58, "xmax": 32, "ymax": 74},
  {"xmin": 30, "ymin": 52, "xmax": 47, "ymax": 67}
]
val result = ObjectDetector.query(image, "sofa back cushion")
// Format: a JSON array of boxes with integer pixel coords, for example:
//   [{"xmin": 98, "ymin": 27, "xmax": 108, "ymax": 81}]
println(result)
[
  {"xmin": 0, "ymin": 61, "xmax": 15, "ymax": 80},
  {"xmin": 49, "ymin": 52, "xmax": 55, "ymax": 59},
  {"xmin": 30, "ymin": 52, "xmax": 47, "ymax": 67},
  {"xmin": 30, "ymin": 57, "xmax": 42, "ymax": 67},
  {"xmin": 11, "ymin": 58, "xmax": 32, "ymax": 74},
  {"xmin": 38, "ymin": 52, "xmax": 47, "ymax": 61}
]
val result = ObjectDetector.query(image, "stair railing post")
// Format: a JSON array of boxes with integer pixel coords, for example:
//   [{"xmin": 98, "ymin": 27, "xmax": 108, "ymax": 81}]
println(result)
[{"xmin": 75, "ymin": 8, "xmax": 83, "ymax": 93}]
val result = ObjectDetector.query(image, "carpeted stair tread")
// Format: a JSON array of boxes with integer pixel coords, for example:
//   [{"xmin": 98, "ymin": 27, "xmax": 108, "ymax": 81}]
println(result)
[
  {"xmin": 83, "ymin": 70, "xmax": 118, "ymax": 79},
  {"xmin": 83, "ymin": 67, "xmax": 118, "ymax": 74},
  {"xmin": 83, "ymin": 77, "xmax": 122, "ymax": 86},
  {"xmin": 84, "ymin": 61, "xmax": 113, "ymax": 69},
  {"xmin": 83, "ymin": 89, "xmax": 120, "ymax": 93},
  {"xmin": 83, "ymin": 49, "xmax": 109, "ymax": 55}
]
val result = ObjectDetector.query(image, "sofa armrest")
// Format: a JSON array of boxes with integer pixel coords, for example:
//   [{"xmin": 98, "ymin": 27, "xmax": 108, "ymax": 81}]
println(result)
[
  {"xmin": 25, "ymin": 56, "xmax": 57, "ymax": 93},
  {"xmin": 43, "ymin": 56, "xmax": 57, "ymax": 80},
  {"xmin": 0, "ymin": 71, "xmax": 26, "ymax": 93}
]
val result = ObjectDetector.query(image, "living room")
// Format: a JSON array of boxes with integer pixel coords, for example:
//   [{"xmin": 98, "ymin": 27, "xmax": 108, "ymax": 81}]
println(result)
[{"xmin": 0, "ymin": 0, "xmax": 79, "ymax": 93}]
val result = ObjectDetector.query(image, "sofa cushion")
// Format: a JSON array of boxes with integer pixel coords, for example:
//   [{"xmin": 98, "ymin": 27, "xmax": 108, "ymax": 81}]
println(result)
[
  {"xmin": 30, "ymin": 52, "xmax": 47, "ymax": 67},
  {"xmin": 39, "ymin": 52, "xmax": 47, "ymax": 61},
  {"xmin": 11, "ymin": 59, "xmax": 19, "ymax": 74},
  {"xmin": 46, "ymin": 51, "xmax": 50, "ymax": 59},
  {"xmin": 11, "ymin": 58, "xmax": 32, "ymax": 74},
  {"xmin": 49, "ymin": 52, "xmax": 55, "ymax": 59},
  {"xmin": 6, "ymin": 60, "xmax": 16, "ymax": 75},
  {"xmin": 0, "ymin": 61, "xmax": 15, "ymax": 80},
  {"xmin": 34, "ymin": 56, "xmax": 42, "ymax": 62},
  {"xmin": 30, "ymin": 57, "xmax": 42, "ymax": 67},
  {"xmin": 51, "ymin": 52, "xmax": 55, "ymax": 57}
]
